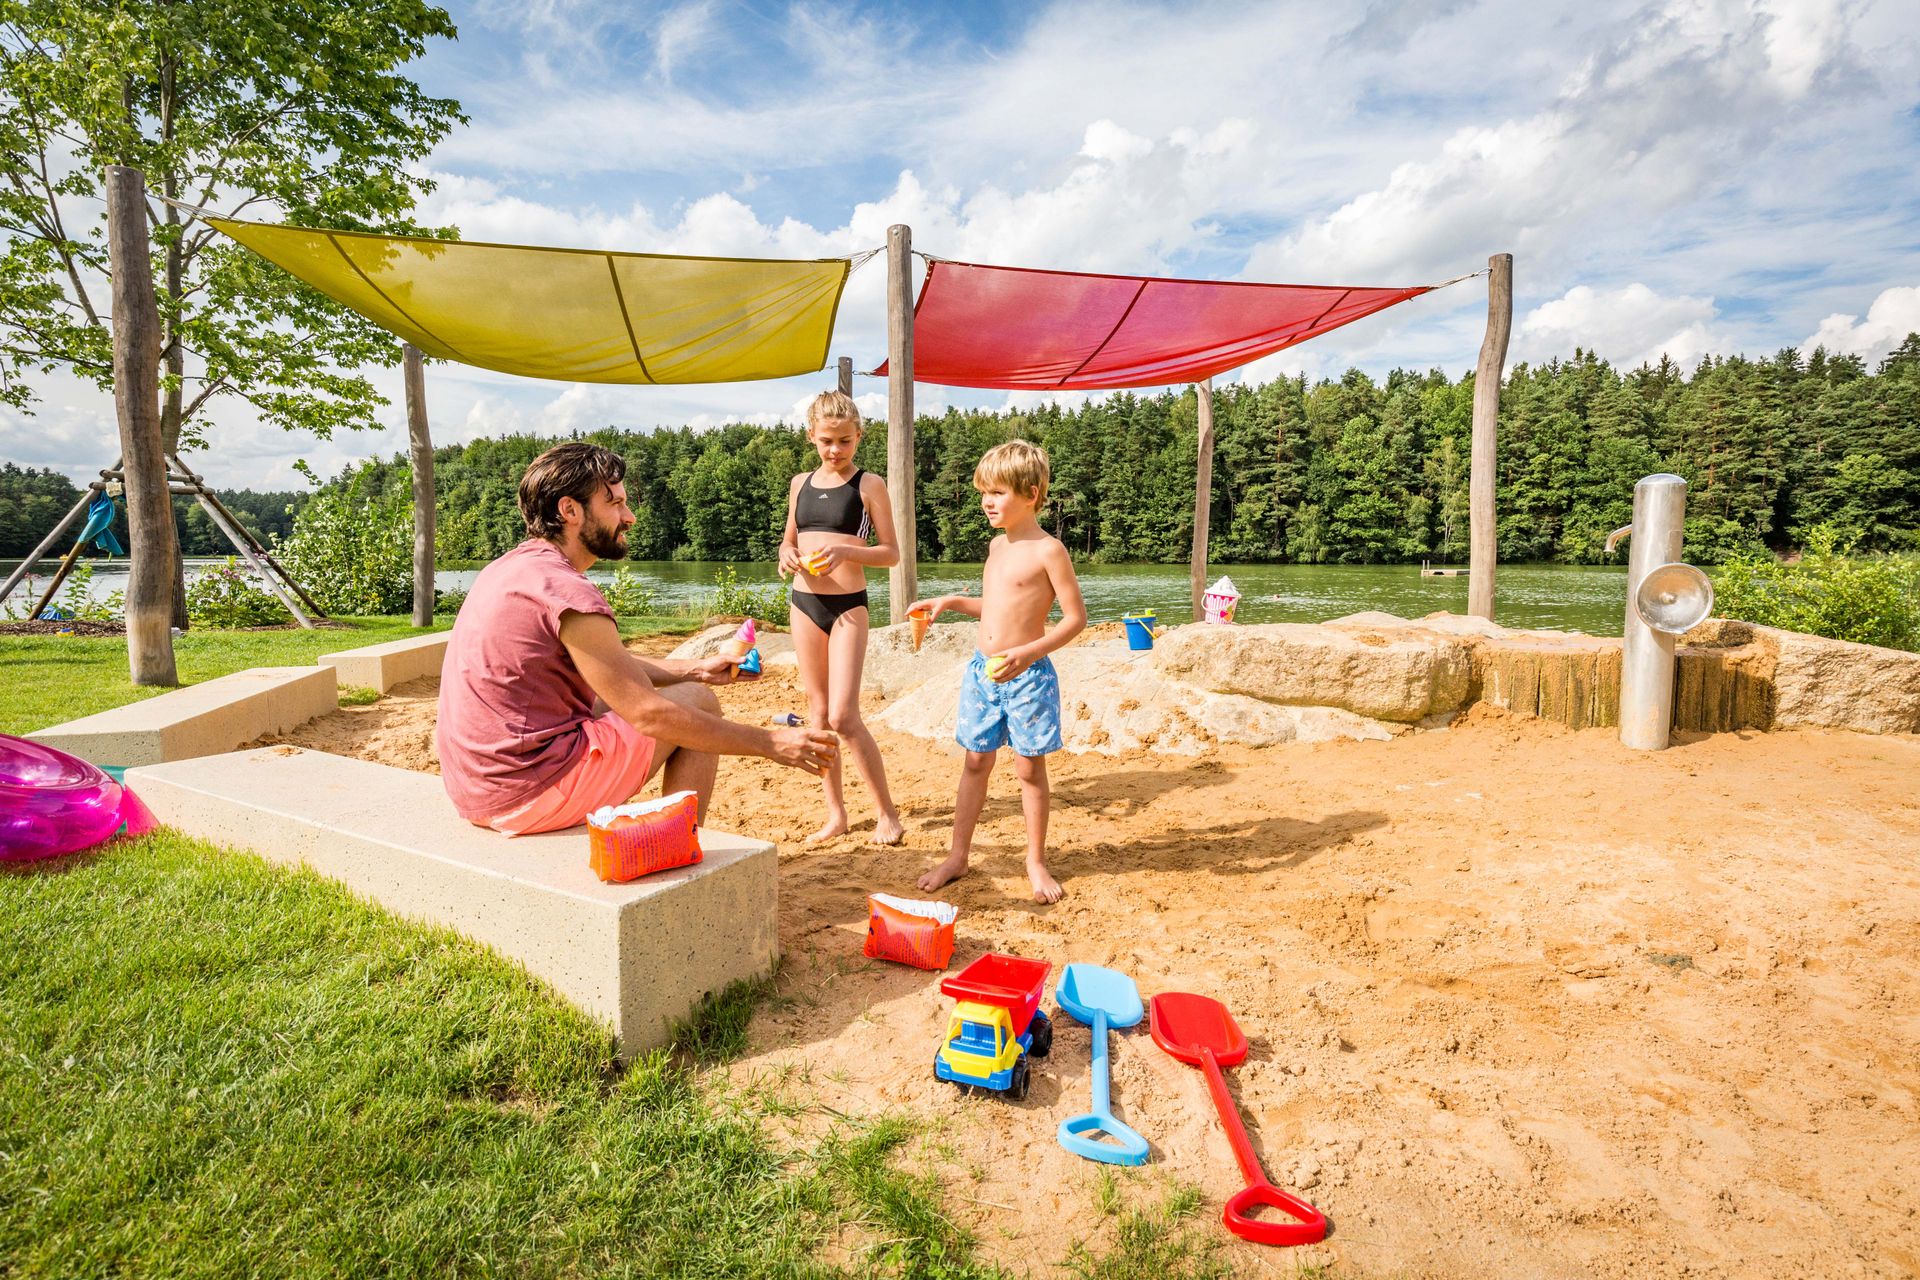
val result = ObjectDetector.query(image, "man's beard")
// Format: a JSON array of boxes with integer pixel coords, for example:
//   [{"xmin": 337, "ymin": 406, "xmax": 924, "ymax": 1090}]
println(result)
[{"xmin": 581, "ymin": 514, "xmax": 628, "ymax": 561}]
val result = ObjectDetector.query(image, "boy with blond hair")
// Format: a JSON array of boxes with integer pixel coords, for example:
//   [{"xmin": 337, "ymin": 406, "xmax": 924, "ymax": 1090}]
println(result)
[{"xmin": 907, "ymin": 439, "xmax": 1086, "ymax": 902}]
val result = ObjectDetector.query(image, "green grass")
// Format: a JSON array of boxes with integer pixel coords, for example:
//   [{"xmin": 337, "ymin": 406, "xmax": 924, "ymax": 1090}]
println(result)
[
  {"xmin": 0, "ymin": 614, "xmax": 703, "ymax": 736},
  {"xmin": 0, "ymin": 618, "xmax": 445, "ymax": 736},
  {"xmin": 1064, "ymin": 1175, "xmax": 1233, "ymax": 1280},
  {"xmin": 0, "ymin": 832, "xmax": 1012, "ymax": 1278}
]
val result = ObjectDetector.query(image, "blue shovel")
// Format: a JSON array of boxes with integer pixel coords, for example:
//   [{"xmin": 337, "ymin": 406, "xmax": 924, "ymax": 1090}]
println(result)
[{"xmin": 1055, "ymin": 963, "xmax": 1150, "ymax": 1165}]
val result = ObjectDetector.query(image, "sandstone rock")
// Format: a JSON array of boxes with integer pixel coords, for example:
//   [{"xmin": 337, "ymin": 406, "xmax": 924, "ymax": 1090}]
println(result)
[
  {"xmin": 1151, "ymin": 622, "xmax": 1473, "ymax": 723},
  {"xmin": 864, "ymin": 619, "xmax": 979, "ymax": 699},
  {"xmin": 667, "ymin": 624, "xmax": 797, "ymax": 668},
  {"xmin": 1325, "ymin": 610, "xmax": 1412, "ymax": 628},
  {"xmin": 876, "ymin": 648, "xmax": 1397, "ymax": 754},
  {"xmin": 1755, "ymin": 625, "xmax": 1920, "ymax": 734}
]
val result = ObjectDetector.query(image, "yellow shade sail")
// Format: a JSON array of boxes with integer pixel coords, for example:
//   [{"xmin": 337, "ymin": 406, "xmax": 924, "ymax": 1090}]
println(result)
[{"xmin": 210, "ymin": 217, "xmax": 851, "ymax": 384}]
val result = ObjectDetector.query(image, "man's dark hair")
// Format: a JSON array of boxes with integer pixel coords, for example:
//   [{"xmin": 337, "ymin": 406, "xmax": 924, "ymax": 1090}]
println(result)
[{"xmin": 518, "ymin": 443, "xmax": 627, "ymax": 539}]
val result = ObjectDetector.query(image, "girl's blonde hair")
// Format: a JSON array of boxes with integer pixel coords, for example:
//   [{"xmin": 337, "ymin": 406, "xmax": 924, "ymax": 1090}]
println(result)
[
  {"xmin": 974, "ymin": 439, "xmax": 1050, "ymax": 507},
  {"xmin": 805, "ymin": 390, "xmax": 862, "ymax": 433}
]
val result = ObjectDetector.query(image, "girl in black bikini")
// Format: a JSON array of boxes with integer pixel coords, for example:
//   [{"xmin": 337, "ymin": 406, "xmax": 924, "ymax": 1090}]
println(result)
[{"xmin": 778, "ymin": 391, "xmax": 905, "ymax": 846}]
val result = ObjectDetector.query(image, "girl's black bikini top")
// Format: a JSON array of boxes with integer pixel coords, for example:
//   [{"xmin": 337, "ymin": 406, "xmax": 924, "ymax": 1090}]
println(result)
[{"xmin": 796, "ymin": 468, "xmax": 871, "ymax": 538}]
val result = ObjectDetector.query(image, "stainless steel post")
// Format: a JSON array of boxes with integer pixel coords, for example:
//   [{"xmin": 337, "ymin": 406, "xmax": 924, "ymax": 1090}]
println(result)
[{"xmin": 1613, "ymin": 474, "xmax": 1688, "ymax": 750}]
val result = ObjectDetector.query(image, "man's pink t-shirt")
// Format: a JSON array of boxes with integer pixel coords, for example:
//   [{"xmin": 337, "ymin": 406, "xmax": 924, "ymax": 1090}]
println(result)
[{"xmin": 437, "ymin": 539, "xmax": 614, "ymax": 822}]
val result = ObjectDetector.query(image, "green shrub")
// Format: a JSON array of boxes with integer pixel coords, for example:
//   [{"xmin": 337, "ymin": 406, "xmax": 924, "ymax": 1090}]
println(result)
[
  {"xmin": 432, "ymin": 586, "xmax": 467, "ymax": 616},
  {"xmin": 1711, "ymin": 524, "xmax": 1920, "ymax": 651},
  {"xmin": 276, "ymin": 467, "xmax": 413, "ymax": 615},
  {"xmin": 600, "ymin": 565, "xmax": 658, "ymax": 615},
  {"xmin": 710, "ymin": 564, "xmax": 788, "ymax": 626},
  {"xmin": 185, "ymin": 558, "xmax": 289, "ymax": 628},
  {"xmin": 32, "ymin": 562, "xmax": 124, "ymax": 623}
]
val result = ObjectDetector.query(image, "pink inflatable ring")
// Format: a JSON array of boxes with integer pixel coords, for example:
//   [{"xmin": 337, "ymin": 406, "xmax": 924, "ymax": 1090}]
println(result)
[{"xmin": 1, "ymin": 734, "xmax": 151, "ymax": 862}]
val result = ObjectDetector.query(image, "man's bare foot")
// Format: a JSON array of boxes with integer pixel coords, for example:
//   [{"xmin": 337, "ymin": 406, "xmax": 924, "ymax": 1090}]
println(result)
[
  {"xmin": 871, "ymin": 813, "xmax": 906, "ymax": 847},
  {"xmin": 1028, "ymin": 861, "xmax": 1065, "ymax": 904},
  {"xmin": 917, "ymin": 850, "xmax": 969, "ymax": 892},
  {"xmin": 807, "ymin": 817, "xmax": 848, "ymax": 845}
]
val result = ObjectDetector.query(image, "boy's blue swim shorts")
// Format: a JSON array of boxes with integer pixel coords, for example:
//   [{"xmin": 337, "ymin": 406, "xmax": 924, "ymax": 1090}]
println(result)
[{"xmin": 955, "ymin": 651, "xmax": 1063, "ymax": 757}]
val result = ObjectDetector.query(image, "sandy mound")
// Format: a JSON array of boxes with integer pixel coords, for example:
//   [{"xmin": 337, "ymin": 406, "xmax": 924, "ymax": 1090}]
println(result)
[{"xmin": 264, "ymin": 639, "xmax": 1920, "ymax": 1279}]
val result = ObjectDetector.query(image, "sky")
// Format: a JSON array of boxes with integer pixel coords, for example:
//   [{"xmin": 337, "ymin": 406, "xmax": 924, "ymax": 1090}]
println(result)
[{"xmin": 4, "ymin": 0, "xmax": 1919, "ymax": 490}]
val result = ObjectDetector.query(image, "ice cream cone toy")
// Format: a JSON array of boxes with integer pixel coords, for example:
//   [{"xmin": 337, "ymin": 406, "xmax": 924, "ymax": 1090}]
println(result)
[
  {"xmin": 720, "ymin": 618, "xmax": 756, "ymax": 662},
  {"xmin": 802, "ymin": 549, "xmax": 833, "ymax": 575},
  {"xmin": 738, "ymin": 648, "xmax": 763, "ymax": 678},
  {"xmin": 985, "ymin": 654, "xmax": 1009, "ymax": 681},
  {"xmin": 909, "ymin": 605, "xmax": 932, "ymax": 653}
]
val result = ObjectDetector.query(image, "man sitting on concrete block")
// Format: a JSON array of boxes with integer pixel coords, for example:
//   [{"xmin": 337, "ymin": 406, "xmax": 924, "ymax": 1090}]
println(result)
[{"xmin": 437, "ymin": 443, "xmax": 838, "ymax": 836}]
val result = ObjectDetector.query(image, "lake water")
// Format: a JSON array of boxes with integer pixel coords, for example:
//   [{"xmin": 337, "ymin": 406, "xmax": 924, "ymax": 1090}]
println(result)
[
  {"xmin": 437, "ymin": 559, "xmax": 1631, "ymax": 634},
  {"xmin": 5, "ymin": 557, "xmax": 1630, "ymax": 634}
]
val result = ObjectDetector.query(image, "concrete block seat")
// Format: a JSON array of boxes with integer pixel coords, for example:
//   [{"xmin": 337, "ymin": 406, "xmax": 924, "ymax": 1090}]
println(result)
[
  {"xmin": 127, "ymin": 747, "xmax": 778, "ymax": 1055},
  {"xmin": 30, "ymin": 666, "xmax": 338, "ymax": 767},
  {"xmin": 319, "ymin": 632, "xmax": 450, "ymax": 694}
]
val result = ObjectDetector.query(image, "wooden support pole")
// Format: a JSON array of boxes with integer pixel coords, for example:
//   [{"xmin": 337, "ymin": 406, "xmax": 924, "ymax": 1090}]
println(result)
[
  {"xmin": 837, "ymin": 356, "xmax": 853, "ymax": 397},
  {"xmin": 404, "ymin": 342, "xmax": 436, "ymax": 628},
  {"xmin": 0, "ymin": 475, "xmax": 101, "ymax": 608},
  {"xmin": 107, "ymin": 165, "xmax": 177, "ymax": 685},
  {"xmin": 1190, "ymin": 378, "xmax": 1216, "ymax": 620},
  {"xmin": 29, "ymin": 536, "xmax": 92, "ymax": 620},
  {"xmin": 191, "ymin": 491, "xmax": 313, "ymax": 628},
  {"xmin": 886, "ymin": 224, "xmax": 916, "ymax": 623},
  {"xmin": 176, "ymin": 464, "xmax": 329, "ymax": 619},
  {"xmin": 1468, "ymin": 253, "xmax": 1513, "ymax": 621}
]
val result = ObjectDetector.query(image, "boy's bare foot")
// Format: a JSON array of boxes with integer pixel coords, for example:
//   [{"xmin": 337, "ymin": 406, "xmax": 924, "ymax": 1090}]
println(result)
[
  {"xmin": 1028, "ymin": 862, "xmax": 1064, "ymax": 904},
  {"xmin": 871, "ymin": 813, "xmax": 905, "ymax": 846},
  {"xmin": 807, "ymin": 817, "xmax": 848, "ymax": 844},
  {"xmin": 917, "ymin": 850, "xmax": 969, "ymax": 892}
]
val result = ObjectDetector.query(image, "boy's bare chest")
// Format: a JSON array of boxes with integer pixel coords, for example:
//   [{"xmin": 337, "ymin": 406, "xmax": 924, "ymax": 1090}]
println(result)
[{"xmin": 983, "ymin": 548, "xmax": 1047, "ymax": 598}]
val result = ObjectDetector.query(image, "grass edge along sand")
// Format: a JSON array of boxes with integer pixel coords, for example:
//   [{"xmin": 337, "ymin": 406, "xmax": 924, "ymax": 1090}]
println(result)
[{"xmin": 0, "ymin": 831, "xmax": 1236, "ymax": 1279}]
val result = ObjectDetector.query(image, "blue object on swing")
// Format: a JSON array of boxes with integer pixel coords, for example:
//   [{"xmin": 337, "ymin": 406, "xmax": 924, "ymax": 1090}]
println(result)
[
  {"xmin": 77, "ymin": 492, "xmax": 125, "ymax": 556},
  {"xmin": 1055, "ymin": 964, "xmax": 1152, "ymax": 1165}
]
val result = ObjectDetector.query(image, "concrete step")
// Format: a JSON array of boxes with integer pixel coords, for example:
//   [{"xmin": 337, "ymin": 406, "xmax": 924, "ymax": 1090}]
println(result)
[
  {"xmin": 30, "ymin": 666, "xmax": 338, "ymax": 766},
  {"xmin": 319, "ymin": 631, "xmax": 450, "ymax": 693},
  {"xmin": 126, "ymin": 747, "xmax": 778, "ymax": 1056}
]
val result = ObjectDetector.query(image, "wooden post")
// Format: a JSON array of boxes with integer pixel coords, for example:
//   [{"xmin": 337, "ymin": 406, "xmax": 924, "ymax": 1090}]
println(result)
[
  {"xmin": 1468, "ymin": 253, "xmax": 1512, "ymax": 620},
  {"xmin": 0, "ymin": 473, "xmax": 103, "ymax": 610},
  {"xmin": 837, "ymin": 356, "xmax": 853, "ymax": 397},
  {"xmin": 404, "ymin": 342, "xmax": 436, "ymax": 628},
  {"xmin": 107, "ymin": 164, "xmax": 177, "ymax": 685},
  {"xmin": 1190, "ymin": 378, "xmax": 1215, "ymax": 620},
  {"xmin": 886, "ymin": 224, "xmax": 916, "ymax": 623}
]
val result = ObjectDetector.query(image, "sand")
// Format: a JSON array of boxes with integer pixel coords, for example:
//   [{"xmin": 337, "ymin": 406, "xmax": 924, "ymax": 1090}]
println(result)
[{"xmin": 269, "ymin": 635, "xmax": 1920, "ymax": 1279}]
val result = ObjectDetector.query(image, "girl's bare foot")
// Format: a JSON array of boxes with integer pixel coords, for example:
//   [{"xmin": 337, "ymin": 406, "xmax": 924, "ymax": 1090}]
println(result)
[
  {"xmin": 917, "ymin": 850, "xmax": 969, "ymax": 892},
  {"xmin": 871, "ymin": 813, "xmax": 905, "ymax": 847},
  {"xmin": 1028, "ymin": 861, "xmax": 1064, "ymax": 904},
  {"xmin": 807, "ymin": 816, "xmax": 848, "ymax": 844}
]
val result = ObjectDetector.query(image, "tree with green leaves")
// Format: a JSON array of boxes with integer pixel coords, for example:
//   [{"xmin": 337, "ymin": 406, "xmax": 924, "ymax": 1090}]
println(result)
[{"xmin": 0, "ymin": 0, "xmax": 462, "ymax": 621}]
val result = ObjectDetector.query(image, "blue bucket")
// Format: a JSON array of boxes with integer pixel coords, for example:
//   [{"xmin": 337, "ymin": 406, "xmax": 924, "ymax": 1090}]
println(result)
[{"xmin": 1122, "ymin": 614, "xmax": 1157, "ymax": 650}]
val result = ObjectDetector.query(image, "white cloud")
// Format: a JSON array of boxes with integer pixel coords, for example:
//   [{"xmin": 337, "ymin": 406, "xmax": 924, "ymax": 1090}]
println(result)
[
  {"xmin": 653, "ymin": 2, "xmax": 716, "ymax": 83},
  {"xmin": 1800, "ymin": 285, "xmax": 1920, "ymax": 365},
  {"xmin": 7, "ymin": 0, "xmax": 1918, "ymax": 490},
  {"xmin": 1519, "ymin": 283, "xmax": 1733, "ymax": 369}
]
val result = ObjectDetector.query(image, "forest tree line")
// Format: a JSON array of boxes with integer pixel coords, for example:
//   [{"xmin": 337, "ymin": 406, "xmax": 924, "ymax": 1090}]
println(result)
[
  {"xmin": 5, "ymin": 337, "xmax": 1917, "ymax": 566},
  {"xmin": 0, "ymin": 464, "xmax": 304, "ymax": 560}
]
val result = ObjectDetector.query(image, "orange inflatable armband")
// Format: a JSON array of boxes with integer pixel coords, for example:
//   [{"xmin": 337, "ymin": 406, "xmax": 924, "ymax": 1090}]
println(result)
[
  {"xmin": 863, "ymin": 893, "xmax": 958, "ymax": 970},
  {"xmin": 587, "ymin": 790, "xmax": 703, "ymax": 882}
]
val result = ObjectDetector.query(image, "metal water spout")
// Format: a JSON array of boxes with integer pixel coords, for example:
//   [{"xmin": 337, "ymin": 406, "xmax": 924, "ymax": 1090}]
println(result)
[{"xmin": 1610, "ymin": 475, "xmax": 1713, "ymax": 751}]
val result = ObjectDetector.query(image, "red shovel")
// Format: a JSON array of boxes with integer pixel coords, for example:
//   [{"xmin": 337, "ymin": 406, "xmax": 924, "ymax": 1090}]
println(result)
[{"xmin": 1149, "ymin": 992, "xmax": 1328, "ymax": 1247}]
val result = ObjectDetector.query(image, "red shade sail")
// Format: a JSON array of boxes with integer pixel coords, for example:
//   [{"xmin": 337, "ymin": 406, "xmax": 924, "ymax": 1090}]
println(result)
[{"xmin": 876, "ymin": 259, "xmax": 1435, "ymax": 390}]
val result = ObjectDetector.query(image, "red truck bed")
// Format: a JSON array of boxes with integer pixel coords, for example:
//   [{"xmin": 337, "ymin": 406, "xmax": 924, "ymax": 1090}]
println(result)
[{"xmin": 941, "ymin": 953, "xmax": 1052, "ymax": 1037}]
